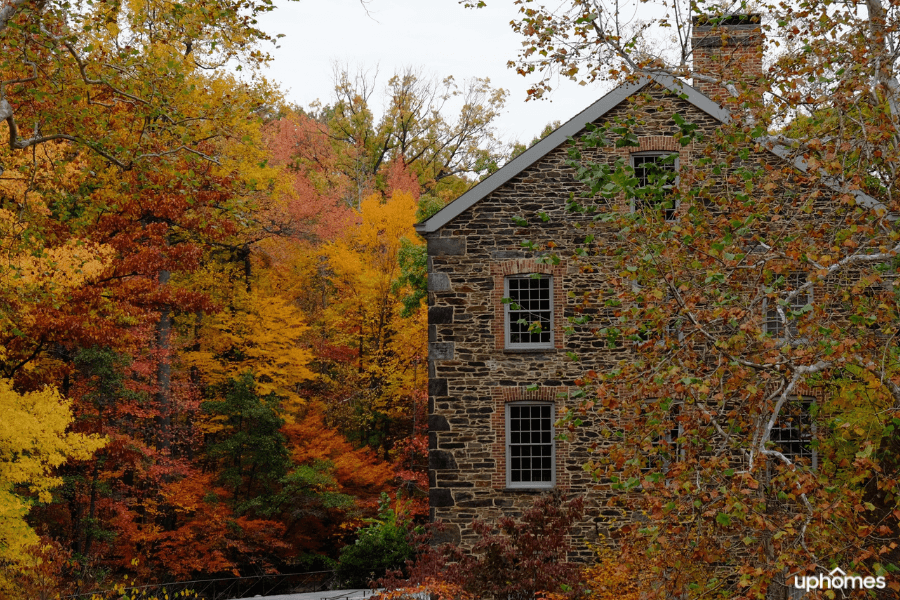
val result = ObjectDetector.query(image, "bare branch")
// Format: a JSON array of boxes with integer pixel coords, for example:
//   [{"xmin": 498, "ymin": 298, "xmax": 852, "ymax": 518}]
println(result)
[{"xmin": 135, "ymin": 145, "xmax": 221, "ymax": 165}]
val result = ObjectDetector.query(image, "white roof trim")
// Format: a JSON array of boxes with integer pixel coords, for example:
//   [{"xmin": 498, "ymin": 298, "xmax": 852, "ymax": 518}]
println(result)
[
  {"xmin": 414, "ymin": 74, "xmax": 883, "ymax": 233},
  {"xmin": 761, "ymin": 138, "xmax": 889, "ymax": 216}
]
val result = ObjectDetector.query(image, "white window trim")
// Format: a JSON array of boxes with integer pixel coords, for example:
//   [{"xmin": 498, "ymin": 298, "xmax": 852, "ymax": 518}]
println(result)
[
  {"xmin": 505, "ymin": 402, "xmax": 556, "ymax": 489},
  {"xmin": 763, "ymin": 272, "xmax": 813, "ymax": 340},
  {"xmin": 630, "ymin": 151, "xmax": 680, "ymax": 221},
  {"xmin": 504, "ymin": 274, "xmax": 554, "ymax": 349}
]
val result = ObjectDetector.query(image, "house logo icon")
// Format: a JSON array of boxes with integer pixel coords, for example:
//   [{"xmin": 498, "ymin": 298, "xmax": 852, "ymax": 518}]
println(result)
[{"xmin": 792, "ymin": 567, "xmax": 885, "ymax": 592}]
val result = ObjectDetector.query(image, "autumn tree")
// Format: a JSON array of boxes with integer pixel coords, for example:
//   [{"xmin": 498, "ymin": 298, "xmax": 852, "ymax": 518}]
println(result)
[
  {"xmin": 262, "ymin": 109, "xmax": 356, "ymax": 242},
  {"xmin": 464, "ymin": 0, "xmax": 900, "ymax": 597},
  {"xmin": 382, "ymin": 494, "xmax": 586, "ymax": 600},
  {"xmin": 316, "ymin": 190, "xmax": 427, "ymax": 458},
  {"xmin": 320, "ymin": 66, "xmax": 508, "ymax": 204},
  {"xmin": 0, "ymin": 0, "xmax": 284, "ymax": 165},
  {"xmin": 0, "ymin": 378, "xmax": 105, "ymax": 596}
]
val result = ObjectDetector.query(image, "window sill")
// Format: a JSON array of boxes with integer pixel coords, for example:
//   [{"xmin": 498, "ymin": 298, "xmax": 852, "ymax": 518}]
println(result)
[
  {"xmin": 502, "ymin": 347, "xmax": 559, "ymax": 354},
  {"xmin": 502, "ymin": 486, "xmax": 555, "ymax": 493}
]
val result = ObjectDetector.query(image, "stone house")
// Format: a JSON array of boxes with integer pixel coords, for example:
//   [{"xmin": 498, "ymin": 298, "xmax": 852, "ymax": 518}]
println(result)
[{"xmin": 414, "ymin": 14, "xmax": 883, "ymax": 563}]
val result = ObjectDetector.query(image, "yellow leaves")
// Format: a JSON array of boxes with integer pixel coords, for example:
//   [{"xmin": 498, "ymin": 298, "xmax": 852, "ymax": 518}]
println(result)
[
  {"xmin": 318, "ymin": 190, "xmax": 426, "ymax": 411},
  {"xmin": 1, "ymin": 237, "xmax": 114, "ymax": 291},
  {"xmin": 182, "ymin": 288, "xmax": 315, "ymax": 406},
  {"xmin": 0, "ymin": 377, "xmax": 105, "ymax": 569},
  {"xmin": 326, "ymin": 190, "xmax": 420, "ymax": 292},
  {"xmin": 356, "ymin": 191, "xmax": 420, "ymax": 252},
  {"xmin": 0, "ymin": 145, "xmax": 89, "ymax": 211}
]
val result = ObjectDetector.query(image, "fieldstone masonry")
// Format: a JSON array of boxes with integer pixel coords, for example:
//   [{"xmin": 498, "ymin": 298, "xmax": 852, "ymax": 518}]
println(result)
[
  {"xmin": 423, "ymin": 82, "xmax": 735, "ymax": 560},
  {"xmin": 421, "ymin": 20, "xmax": 847, "ymax": 561}
]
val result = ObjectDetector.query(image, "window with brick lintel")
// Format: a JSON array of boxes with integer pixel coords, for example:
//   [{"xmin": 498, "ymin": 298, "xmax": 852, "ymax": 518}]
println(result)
[
  {"xmin": 631, "ymin": 152, "xmax": 679, "ymax": 221},
  {"xmin": 506, "ymin": 402, "xmax": 555, "ymax": 489},
  {"xmin": 505, "ymin": 274, "xmax": 553, "ymax": 348}
]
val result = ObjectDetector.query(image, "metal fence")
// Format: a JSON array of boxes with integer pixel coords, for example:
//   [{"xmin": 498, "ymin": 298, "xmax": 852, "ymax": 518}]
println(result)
[{"xmin": 65, "ymin": 569, "xmax": 336, "ymax": 600}]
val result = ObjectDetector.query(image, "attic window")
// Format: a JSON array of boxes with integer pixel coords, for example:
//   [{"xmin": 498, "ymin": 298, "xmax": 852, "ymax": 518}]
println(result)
[{"xmin": 631, "ymin": 152, "xmax": 679, "ymax": 220}]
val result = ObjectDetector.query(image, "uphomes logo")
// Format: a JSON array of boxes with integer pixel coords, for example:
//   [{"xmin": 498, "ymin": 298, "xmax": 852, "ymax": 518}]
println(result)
[{"xmin": 793, "ymin": 567, "xmax": 886, "ymax": 592}]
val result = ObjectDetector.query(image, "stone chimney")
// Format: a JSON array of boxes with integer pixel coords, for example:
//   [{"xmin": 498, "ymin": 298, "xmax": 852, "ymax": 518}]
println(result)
[{"xmin": 691, "ymin": 14, "xmax": 763, "ymax": 102}]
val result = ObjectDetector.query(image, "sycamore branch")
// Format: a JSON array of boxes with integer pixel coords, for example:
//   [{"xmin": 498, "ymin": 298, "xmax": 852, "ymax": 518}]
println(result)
[
  {"xmin": 0, "ymin": 21, "xmax": 221, "ymax": 166},
  {"xmin": 752, "ymin": 360, "xmax": 832, "ymax": 470},
  {"xmin": 752, "ymin": 361, "xmax": 829, "ymax": 557},
  {"xmin": 0, "ymin": 0, "xmax": 28, "ymax": 34},
  {"xmin": 135, "ymin": 145, "xmax": 221, "ymax": 165},
  {"xmin": 667, "ymin": 278, "xmax": 781, "ymax": 372}
]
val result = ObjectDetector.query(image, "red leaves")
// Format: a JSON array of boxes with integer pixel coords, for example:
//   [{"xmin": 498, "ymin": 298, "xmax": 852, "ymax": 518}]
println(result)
[{"xmin": 387, "ymin": 494, "xmax": 585, "ymax": 599}]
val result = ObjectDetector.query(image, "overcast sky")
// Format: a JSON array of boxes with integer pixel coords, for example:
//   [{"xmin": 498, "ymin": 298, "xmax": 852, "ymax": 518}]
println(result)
[{"xmin": 254, "ymin": 0, "xmax": 613, "ymax": 146}]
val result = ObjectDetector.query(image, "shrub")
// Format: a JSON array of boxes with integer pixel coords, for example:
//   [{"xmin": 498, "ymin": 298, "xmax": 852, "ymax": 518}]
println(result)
[
  {"xmin": 383, "ymin": 492, "xmax": 585, "ymax": 600},
  {"xmin": 336, "ymin": 493, "xmax": 416, "ymax": 588}
]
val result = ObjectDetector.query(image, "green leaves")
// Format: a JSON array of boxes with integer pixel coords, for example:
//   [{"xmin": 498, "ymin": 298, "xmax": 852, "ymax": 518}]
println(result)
[{"xmin": 203, "ymin": 373, "xmax": 290, "ymax": 508}]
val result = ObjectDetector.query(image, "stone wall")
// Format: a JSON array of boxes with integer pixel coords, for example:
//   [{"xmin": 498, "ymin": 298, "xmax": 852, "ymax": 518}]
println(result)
[{"xmin": 425, "ymin": 82, "xmax": 834, "ymax": 560}]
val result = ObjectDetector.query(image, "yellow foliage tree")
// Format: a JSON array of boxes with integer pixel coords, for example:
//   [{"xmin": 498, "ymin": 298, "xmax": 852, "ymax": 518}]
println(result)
[
  {"xmin": 317, "ymin": 190, "xmax": 427, "ymax": 451},
  {"xmin": 180, "ymin": 266, "xmax": 316, "ymax": 412},
  {"xmin": 0, "ymin": 378, "xmax": 106, "ymax": 591}
]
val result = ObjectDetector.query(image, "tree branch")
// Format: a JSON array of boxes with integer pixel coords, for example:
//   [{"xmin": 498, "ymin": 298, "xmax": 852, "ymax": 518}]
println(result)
[{"xmin": 0, "ymin": 0, "xmax": 28, "ymax": 34}]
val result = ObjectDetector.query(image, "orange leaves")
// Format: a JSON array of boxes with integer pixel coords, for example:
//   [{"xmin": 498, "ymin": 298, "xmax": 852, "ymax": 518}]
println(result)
[
  {"xmin": 125, "ymin": 472, "xmax": 287, "ymax": 579},
  {"xmin": 283, "ymin": 406, "xmax": 393, "ymax": 499},
  {"xmin": 580, "ymin": 545, "xmax": 642, "ymax": 600},
  {"xmin": 262, "ymin": 112, "xmax": 355, "ymax": 242}
]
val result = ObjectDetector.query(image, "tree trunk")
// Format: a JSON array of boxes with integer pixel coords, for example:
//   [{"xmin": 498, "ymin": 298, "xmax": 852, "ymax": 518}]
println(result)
[
  {"xmin": 83, "ymin": 460, "xmax": 100, "ymax": 558},
  {"xmin": 156, "ymin": 268, "xmax": 172, "ymax": 452}
]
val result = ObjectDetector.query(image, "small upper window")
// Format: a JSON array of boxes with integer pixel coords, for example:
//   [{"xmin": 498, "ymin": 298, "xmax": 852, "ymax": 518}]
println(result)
[
  {"xmin": 505, "ymin": 275, "xmax": 553, "ymax": 348},
  {"xmin": 631, "ymin": 152, "xmax": 679, "ymax": 220},
  {"xmin": 765, "ymin": 272, "xmax": 811, "ymax": 338}
]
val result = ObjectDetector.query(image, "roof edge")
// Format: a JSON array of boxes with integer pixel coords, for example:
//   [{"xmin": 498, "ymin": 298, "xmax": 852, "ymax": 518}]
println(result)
[
  {"xmin": 416, "ymin": 74, "xmax": 732, "ymax": 235},
  {"xmin": 762, "ymin": 138, "xmax": 888, "ymax": 216},
  {"xmin": 414, "ymin": 77, "xmax": 651, "ymax": 234}
]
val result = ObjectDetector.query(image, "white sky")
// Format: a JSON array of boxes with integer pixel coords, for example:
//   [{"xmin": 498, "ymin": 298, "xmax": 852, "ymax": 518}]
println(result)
[{"xmin": 254, "ymin": 0, "xmax": 613, "ymax": 146}]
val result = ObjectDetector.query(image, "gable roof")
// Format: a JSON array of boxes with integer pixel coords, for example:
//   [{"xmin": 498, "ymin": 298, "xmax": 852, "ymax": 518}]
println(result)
[{"xmin": 414, "ymin": 74, "xmax": 884, "ymax": 234}]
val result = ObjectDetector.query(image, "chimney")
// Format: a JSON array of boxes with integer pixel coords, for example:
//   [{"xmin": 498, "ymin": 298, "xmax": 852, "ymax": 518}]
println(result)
[{"xmin": 691, "ymin": 14, "xmax": 763, "ymax": 103}]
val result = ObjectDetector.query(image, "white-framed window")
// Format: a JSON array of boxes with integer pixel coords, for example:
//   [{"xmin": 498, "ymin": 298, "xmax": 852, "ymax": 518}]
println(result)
[
  {"xmin": 642, "ymin": 401, "xmax": 684, "ymax": 474},
  {"xmin": 505, "ymin": 274, "xmax": 553, "ymax": 349},
  {"xmin": 769, "ymin": 397, "xmax": 816, "ymax": 469},
  {"xmin": 631, "ymin": 152, "xmax": 679, "ymax": 221},
  {"xmin": 764, "ymin": 272, "xmax": 811, "ymax": 338},
  {"xmin": 506, "ymin": 402, "xmax": 555, "ymax": 489}
]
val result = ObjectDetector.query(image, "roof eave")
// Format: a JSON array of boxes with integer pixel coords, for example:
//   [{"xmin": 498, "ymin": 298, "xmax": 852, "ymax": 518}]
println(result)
[
  {"xmin": 414, "ymin": 73, "xmax": 886, "ymax": 233},
  {"xmin": 415, "ymin": 74, "xmax": 731, "ymax": 235}
]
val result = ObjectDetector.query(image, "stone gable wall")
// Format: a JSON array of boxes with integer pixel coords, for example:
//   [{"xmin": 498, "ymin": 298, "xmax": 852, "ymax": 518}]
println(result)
[{"xmin": 425, "ymin": 83, "xmax": 836, "ymax": 558}]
